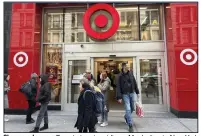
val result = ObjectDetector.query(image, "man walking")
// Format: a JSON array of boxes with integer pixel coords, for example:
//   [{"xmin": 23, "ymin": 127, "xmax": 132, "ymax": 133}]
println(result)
[
  {"xmin": 26, "ymin": 73, "xmax": 38, "ymax": 124},
  {"xmin": 116, "ymin": 62, "xmax": 140, "ymax": 132},
  {"xmin": 30, "ymin": 74, "xmax": 51, "ymax": 133}
]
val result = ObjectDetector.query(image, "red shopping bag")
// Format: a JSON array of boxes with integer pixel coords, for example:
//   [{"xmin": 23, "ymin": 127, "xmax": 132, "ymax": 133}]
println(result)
[{"xmin": 136, "ymin": 102, "xmax": 144, "ymax": 117}]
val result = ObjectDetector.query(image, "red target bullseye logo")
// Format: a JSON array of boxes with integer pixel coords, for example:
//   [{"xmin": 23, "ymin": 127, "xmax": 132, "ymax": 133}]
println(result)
[{"xmin": 83, "ymin": 3, "xmax": 120, "ymax": 40}]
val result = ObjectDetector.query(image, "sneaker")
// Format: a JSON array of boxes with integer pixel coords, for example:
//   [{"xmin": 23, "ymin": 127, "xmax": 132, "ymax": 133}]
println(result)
[
  {"xmin": 129, "ymin": 125, "xmax": 134, "ymax": 132},
  {"xmin": 100, "ymin": 122, "xmax": 108, "ymax": 127},
  {"xmin": 26, "ymin": 119, "xmax": 35, "ymax": 124},
  {"xmin": 4, "ymin": 118, "xmax": 9, "ymax": 122},
  {"xmin": 98, "ymin": 121, "xmax": 103, "ymax": 124}
]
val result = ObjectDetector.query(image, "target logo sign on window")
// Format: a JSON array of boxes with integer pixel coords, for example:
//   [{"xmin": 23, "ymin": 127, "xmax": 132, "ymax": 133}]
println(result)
[
  {"xmin": 83, "ymin": 4, "xmax": 120, "ymax": 40},
  {"xmin": 180, "ymin": 49, "xmax": 198, "ymax": 66},
  {"xmin": 13, "ymin": 52, "xmax": 29, "ymax": 67}
]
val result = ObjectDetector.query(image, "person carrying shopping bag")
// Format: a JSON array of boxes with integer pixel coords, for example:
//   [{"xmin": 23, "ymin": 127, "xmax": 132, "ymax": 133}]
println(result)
[{"xmin": 116, "ymin": 62, "xmax": 140, "ymax": 132}]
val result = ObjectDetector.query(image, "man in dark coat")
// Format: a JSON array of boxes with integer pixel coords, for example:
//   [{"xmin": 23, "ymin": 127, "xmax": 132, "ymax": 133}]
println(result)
[
  {"xmin": 116, "ymin": 62, "xmax": 140, "ymax": 132},
  {"xmin": 74, "ymin": 78, "xmax": 97, "ymax": 133},
  {"xmin": 26, "ymin": 73, "xmax": 38, "ymax": 124},
  {"xmin": 30, "ymin": 74, "xmax": 51, "ymax": 133}
]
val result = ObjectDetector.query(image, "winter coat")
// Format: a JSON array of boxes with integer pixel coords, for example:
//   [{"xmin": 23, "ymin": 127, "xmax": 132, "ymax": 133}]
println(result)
[
  {"xmin": 98, "ymin": 77, "xmax": 111, "ymax": 112},
  {"xmin": 74, "ymin": 89, "xmax": 98, "ymax": 130},
  {"xmin": 25, "ymin": 78, "xmax": 38, "ymax": 101},
  {"xmin": 116, "ymin": 70, "xmax": 139, "ymax": 100},
  {"xmin": 4, "ymin": 80, "xmax": 10, "ymax": 95},
  {"xmin": 37, "ymin": 74, "xmax": 51, "ymax": 104},
  {"xmin": 4, "ymin": 77, "xmax": 10, "ymax": 109}
]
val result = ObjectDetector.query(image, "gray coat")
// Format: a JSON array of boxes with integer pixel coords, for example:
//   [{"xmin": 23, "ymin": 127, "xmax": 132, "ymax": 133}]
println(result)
[{"xmin": 98, "ymin": 77, "xmax": 111, "ymax": 112}]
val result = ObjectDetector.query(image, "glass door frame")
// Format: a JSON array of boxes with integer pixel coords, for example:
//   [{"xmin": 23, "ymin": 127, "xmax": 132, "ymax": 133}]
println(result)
[
  {"xmin": 136, "ymin": 55, "xmax": 168, "ymax": 112},
  {"xmin": 62, "ymin": 56, "xmax": 91, "ymax": 111}
]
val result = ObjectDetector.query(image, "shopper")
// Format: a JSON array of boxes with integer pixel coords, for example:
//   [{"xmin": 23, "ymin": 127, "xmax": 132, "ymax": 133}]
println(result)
[
  {"xmin": 116, "ymin": 62, "xmax": 140, "ymax": 132},
  {"xmin": 97, "ymin": 71, "xmax": 111, "ymax": 127},
  {"xmin": 26, "ymin": 73, "xmax": 38, "ymax": 124},
  {"xmin": 74, "ymin": 78, "xmax": 97, "ymax": 133},
  {"xmin": 86, "ymin": 69, "xmax": 96, "ymax": 85},
  {"xmin": 4, "ymin": 73, "xmax": 10, "ymax": 122},
  {"xmin": 30, "ymin": 74, "xmax": 51, "ymax": 133}
]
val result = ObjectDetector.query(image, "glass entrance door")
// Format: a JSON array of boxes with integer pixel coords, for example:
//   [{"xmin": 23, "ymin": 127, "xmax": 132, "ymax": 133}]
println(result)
[
  {"xmin": 136, "ymin": 56, "xmax": 167, "ymax": 112},
  {"xmin": 63, "ymin": 57, "xmax": 90, "ymax": 111}
]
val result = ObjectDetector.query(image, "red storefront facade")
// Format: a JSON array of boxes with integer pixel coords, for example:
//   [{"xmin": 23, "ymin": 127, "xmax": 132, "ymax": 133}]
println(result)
[{"xmin": 5, "ymin": 3, "xmax": 198, "ymax": 118}]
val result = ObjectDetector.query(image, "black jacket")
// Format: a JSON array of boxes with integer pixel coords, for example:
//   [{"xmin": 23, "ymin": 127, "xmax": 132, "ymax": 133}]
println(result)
[
  {"xmin": 116, "ymin": 70, "xmax": 139, "ymax": 100},
  {"xmin": 74, "ymin": 89, "xmax": 98, "ymax": 130},
  {"xmin": 25, "ymin": 78, "xmax": 38, "ymax": 101},
  {"xmin": 37, "ymin": 74, "xmax": 51, "ymax": 104}
]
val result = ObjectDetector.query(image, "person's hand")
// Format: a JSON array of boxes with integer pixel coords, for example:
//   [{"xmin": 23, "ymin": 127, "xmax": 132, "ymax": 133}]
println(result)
[
  {"xmin": 118, "ymin": 99, "xmax": 122, "ymax": 104},
  {"xmin": 137, "ymin": 94, "xmax": 140, "ymax": 100}
]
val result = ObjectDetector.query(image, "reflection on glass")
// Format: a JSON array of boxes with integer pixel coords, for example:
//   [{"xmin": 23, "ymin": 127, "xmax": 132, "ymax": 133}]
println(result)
[
  {"xmin": 42, "ymin": 44, "xmax": 63, "ymax": 104},
  {"xmin": 43, "ymin": 9, "xmax": 64, "ymax": 43},
  {"xmin": 68, "ymin": 60, "xmax": 87, "ymax": 103},
  {"xmin": 140, "ymin": 59, "xmax": 163, "ymax": 104},
  {"xmin": 65, "ymin": 7, "xmax": 88, "ymax": 43},
  {"xmin": 140, "ymin": 5, "xmax": 162, "ymax": 40},
  {"xmin": 114, "ymin": 5, "xmax": 139, "ymax": 41}
]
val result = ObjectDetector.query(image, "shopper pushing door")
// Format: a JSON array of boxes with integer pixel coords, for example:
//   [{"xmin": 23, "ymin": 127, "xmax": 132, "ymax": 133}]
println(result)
[{"xmin": 116, "ymin": 62, "xmax": 140, "ymax": 132}]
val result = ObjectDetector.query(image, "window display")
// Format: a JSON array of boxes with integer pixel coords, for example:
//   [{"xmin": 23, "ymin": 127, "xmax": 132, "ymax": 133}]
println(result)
[{"xmin": 42, "ymin": 44, "xmax": 63, "ymax": 104}]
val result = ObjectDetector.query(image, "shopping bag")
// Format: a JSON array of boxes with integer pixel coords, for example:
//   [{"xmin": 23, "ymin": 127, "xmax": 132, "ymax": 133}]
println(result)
[{"xmin": 136, "ymin": 102, "xmax": 144, "ymax": 117}]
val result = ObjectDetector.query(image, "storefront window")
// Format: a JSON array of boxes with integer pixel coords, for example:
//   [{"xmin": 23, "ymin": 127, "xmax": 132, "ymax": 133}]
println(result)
[
  {"xmin": 67, "ymin": 60, "xmax": 87, "ymax": 103},
  {"xmin": 64, "ymin": 7, "xmax": 88, "ymax": 43},
  {"xmin": 140, "ymin": 5, "xmax": 163, "ymax": 40},
  {"xmin": 139, "ymin": 59, "xmax": 163, "ymax": 104},
  {"xmin": 43, "ymin": 9, "xmax": 64, "ymax": 43},
  {"xmin": 42, "ymin": 44, "xmax": 63, "ymax": 104},
  {"xmin": 114, "ymin": 5, "xmax": 139, "ymax": 41}
]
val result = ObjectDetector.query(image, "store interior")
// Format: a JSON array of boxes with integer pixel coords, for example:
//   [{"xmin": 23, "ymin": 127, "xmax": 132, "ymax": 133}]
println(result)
[{"xmin": 94, "ymin": 57, "xmax": 133, "ymax": 110}]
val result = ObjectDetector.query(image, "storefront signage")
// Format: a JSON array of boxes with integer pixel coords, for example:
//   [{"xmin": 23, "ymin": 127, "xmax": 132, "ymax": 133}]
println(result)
[
  {"xmin": 180, "ymin": 48, "xmax": 198, "ymax": 66},
  {"xmin": 13, "ymin": 52, "xmax": 28, "ymax": 67},
  {"xmin": 83, "ymin": 3, "xmax": 120, "ymax": 40}
]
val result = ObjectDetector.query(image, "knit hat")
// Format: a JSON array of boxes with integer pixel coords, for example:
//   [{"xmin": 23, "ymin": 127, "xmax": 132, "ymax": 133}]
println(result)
[{"xmin": 31, "ymin": 73, "xmax": 38, "ymax": 78}]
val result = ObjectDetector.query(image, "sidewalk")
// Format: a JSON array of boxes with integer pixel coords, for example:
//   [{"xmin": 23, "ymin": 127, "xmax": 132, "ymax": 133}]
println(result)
[{"xmin": 4, "ymin": 111, "xmax": 198, "ymax": 133}]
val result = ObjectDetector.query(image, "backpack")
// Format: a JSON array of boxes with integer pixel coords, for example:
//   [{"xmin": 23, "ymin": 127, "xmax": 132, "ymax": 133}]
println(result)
[
  {"xmin": 19, "ymin": 80, "xmax": 32, "ymax": 95},
  {"xmin": 83, "ymin": 90, "xmax": 104, "ymax": 117}
]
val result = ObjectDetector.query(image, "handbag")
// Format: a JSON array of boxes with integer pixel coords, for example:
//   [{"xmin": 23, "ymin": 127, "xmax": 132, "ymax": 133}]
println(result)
[{"xmin": 136, "ymin": 101, "xmax": 144, "ymax": 118}]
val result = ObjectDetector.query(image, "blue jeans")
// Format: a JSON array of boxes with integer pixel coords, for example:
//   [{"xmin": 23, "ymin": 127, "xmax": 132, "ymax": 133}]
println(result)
[
  {"xmin": 122, "ymin": 93, "xmax": 135, "ymax": 126},
  {"xmin": 101, "ymin": 111, "xmax": 108, "ymax": 122}
]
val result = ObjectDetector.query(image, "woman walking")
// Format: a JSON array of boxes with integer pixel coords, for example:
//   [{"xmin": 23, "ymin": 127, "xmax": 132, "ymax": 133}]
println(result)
[
  {"xmin": 4, "ymin": 73, "xmax": 10, "ymax": 122},
  {"xmin": 97, "ymin": 71, "xmax": 111, "ymax": 127},
  {"xmin": 74, "ymin": 78, "xmax": 97, "ymax": 133}
]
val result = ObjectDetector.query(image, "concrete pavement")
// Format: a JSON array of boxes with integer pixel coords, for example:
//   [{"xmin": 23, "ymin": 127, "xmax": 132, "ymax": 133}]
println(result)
[{"xmin": 4, "ymin": 111, "xmax": 198, "ymax": 133}]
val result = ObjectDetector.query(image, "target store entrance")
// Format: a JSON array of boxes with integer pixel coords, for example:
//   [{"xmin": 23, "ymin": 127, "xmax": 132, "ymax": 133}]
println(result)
[
  {"xmin": 42, "ymin": 4, "xmax": 169, "ymax": 112},
  {"xmin": 62, "ymin": 50, "xmax": 168, "ymax": 112}
]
